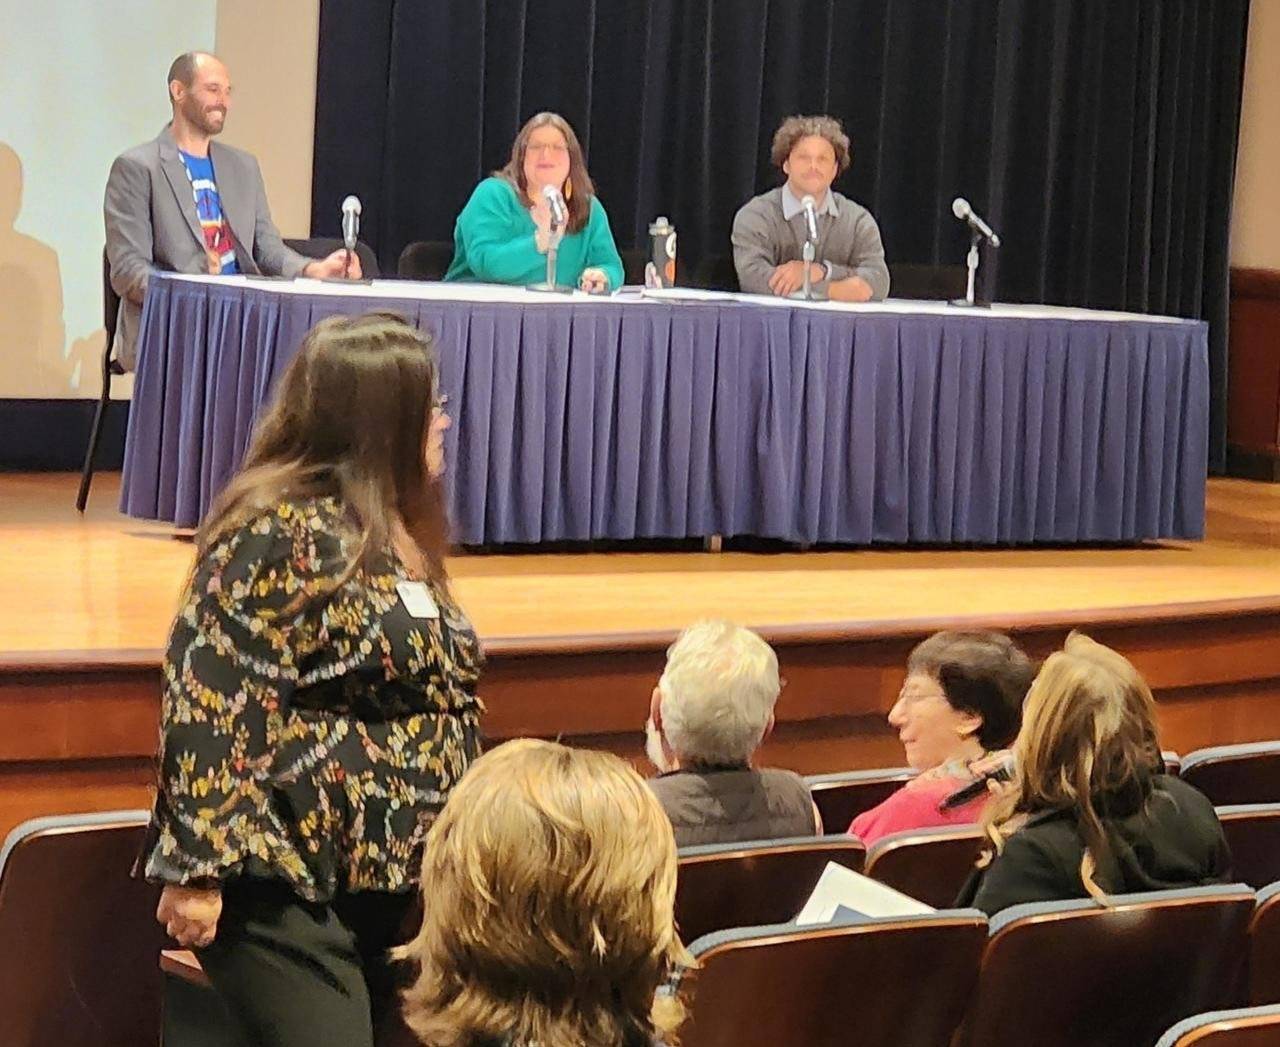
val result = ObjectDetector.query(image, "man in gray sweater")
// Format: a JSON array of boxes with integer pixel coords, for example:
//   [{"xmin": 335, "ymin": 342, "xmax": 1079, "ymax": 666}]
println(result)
[
  {"xmin": 732, "ymin": 114, "xmax": 889, "ymax": 302},
  {"xmin": 645, "ymin": 620, "xmax": 821, "ymax": 848}
]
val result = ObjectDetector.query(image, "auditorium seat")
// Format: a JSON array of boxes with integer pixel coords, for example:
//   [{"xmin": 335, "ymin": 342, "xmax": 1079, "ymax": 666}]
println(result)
[
  {"xmin": 1217, "ymin": 804, "xmax": 1280, "ymax": 889},
  {"xmin": 1165, "ymin": 750, "xmax": 1184, "ymax": 775},
  {"xmin": 1182, "ymin": 743, "xmax": 1280, "ymax": 805},
  {"xmin": 863, "ymin": 825, "xmax": 986, "ymax": 909},
  {"xmin": 1155, "ymin": 1005, "xmax": 1280, "ymax": 1046},
  {"xmin": 0, "ymin": 811, "xmax": 167, "ymax": 1047},
  {"xmin": 805, "ymin": 767, "xmax": 917, "ymax": 835},
  {"xmin": 1249, "ymin": 882, "xmax": 1280, "ymax": 1005},
  {"xmin": 676, "ymin": 910, "xmax": 986, "ymax": 1047},
  {"xmin": 284, "ymin": 236, "xmax": 380, "ymax": 279},
  {"xmin": 397, "ymin": 240, "xmax": 454, "ymax": 280},
  {"xmin": 956, "ymin": 885, "xmax": 1256, "ymax": 1047},
  {"xmin": 675, "ymin": 835, "xmax": 865, "ymax": 945}
]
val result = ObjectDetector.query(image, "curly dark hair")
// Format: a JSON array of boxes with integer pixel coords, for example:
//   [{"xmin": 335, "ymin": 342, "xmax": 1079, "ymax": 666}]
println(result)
[
  {"xmin": 906, "ymin": 631, "xmax": 1035, "ymax": 750},
  {"xmin": 770, "ymin": 115, "xmax": 852, "ymax": 174}
]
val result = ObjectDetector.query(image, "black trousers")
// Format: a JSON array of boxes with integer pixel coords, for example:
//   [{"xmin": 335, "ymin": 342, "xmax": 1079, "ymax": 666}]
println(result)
[{"xmin": 197, "ymin": 878, "xmax": 418, "ymax": 1047}]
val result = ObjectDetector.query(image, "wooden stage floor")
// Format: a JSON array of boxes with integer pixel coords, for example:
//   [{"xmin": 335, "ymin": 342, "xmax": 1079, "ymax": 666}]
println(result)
[
  {"xmin": 4, "ymin": 471, "xmax": 1280, "ymax": 839},
  {"xmin": 4, "ymin": 471, "xmax": 1280, "ymax": 658}
]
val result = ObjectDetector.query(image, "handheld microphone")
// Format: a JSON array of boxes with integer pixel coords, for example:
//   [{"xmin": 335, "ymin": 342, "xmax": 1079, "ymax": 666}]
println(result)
[
  {"xmin": 542, "ymin": 183, "xmax": 568, "ymax": 228},
  {"xmin": 801, "ymin": 194, "xmax": 819, "ymax": 242},
  {"xmin": 340, "ymin": 195, "xmax": 362, "ymax": 252},
  {"xmin": 951, "ymin": 197, "xmax": 1000, "ymax": 248},
  {"xmin": 937, "ymin": 754, "xmax": 1016, "ymax": 811}
]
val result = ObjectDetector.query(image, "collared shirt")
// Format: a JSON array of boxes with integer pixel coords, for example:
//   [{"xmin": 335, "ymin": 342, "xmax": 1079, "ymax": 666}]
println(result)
[
  {"xmin": 780, "ymin": 183, "xmax": 839, "ymax": 221},
  {"xmin": 731, "ymin": 186, "xmax": 891, "ymax": 300}
]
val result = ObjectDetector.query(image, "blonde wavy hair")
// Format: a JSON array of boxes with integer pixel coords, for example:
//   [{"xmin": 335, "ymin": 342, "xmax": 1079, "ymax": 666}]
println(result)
[
  {"xmin": 981, "ymin": 632, "xmax": 1164, "ymax": 902},
  {"xmin": 397, "ymin": 739, "xmax": 692, "ymax": 1046}
]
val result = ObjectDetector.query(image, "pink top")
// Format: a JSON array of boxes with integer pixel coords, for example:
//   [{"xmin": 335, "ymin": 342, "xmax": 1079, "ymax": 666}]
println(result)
[{"xmin": 849, "ymin": 776, "xmax": 988, "ymax": 847}]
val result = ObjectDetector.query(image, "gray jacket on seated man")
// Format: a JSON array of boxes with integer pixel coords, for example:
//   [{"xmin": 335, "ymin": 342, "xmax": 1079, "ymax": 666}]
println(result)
[
  {"xmin": 732, "ymin": 113, "xmax": 890, "ymax": 303},
  {"xmin": 104, "ymin": 51, "xmax": 357, "ymax": 370},
  {"xmin": 645, "ymin": 621, "xmax": 820, "ymax": 848}
]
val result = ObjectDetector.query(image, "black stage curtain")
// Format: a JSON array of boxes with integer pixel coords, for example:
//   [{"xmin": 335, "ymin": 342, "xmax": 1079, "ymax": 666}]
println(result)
[{"xmin": 313, "ymin": 0, "xmax": 1250, "ymax": 471}]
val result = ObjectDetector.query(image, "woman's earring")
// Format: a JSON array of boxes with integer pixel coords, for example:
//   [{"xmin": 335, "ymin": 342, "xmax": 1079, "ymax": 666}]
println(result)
[{"xmin": 562, "ymin": 178, "xmax": 573, "ymax": 202}]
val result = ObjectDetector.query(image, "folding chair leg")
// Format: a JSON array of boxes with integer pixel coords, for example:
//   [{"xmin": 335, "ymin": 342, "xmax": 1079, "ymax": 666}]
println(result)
[{"xmin": 76, "ymin": 375, "xmax": 112, "ymax": 512}]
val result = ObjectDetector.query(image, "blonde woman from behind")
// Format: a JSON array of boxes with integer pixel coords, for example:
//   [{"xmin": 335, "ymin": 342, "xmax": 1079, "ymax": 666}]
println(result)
[
  {"xmin": 956, "ymin": 632, "xmax": 1231, "ymax": 915},
  {"xmin": 398, "ymin": 739, "xmax": 692, "ymax": 1047}
]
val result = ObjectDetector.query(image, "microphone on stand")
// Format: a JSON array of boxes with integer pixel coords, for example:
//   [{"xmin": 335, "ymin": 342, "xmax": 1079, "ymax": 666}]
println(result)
[
  {"xmin": 542, "ymin": 184, "xmax": 568, "ymax": 229},
  {"xmin": 800, "ymin": 194, "xmax": 820, "ymax": 243},
  {"xmin": 340, "ymin": 195, "xmax": 361, "ymax": 277},
  {"xmin": 937, "ymin": 754, "xmax": 1017, "ymax": 811},
  {"xmin": 800, "ymin": 194, "xmax": 819, "ymax": 300},
  {"xmin": 951, "ymin": 197, "xmax": 1000, "ymax": 248},
  {"xmin": 529, "ymin": 185, "xmax": 570, "ymax": 293}
]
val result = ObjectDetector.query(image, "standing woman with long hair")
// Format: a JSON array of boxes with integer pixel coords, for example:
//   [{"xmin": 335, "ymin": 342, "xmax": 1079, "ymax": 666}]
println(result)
[
  {"xmin": 957, "ymin": 633, "xmax": 1230, "ymax": 916},
  {"xmin": 143, "ymin": 313, "xmax": 483, "ymax": 1046}
]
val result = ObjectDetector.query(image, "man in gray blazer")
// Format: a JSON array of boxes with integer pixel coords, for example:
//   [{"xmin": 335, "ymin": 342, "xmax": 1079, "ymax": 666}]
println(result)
[{"xmin": 104, "ymin": 52, "xmax": 359, "ymax": 370}]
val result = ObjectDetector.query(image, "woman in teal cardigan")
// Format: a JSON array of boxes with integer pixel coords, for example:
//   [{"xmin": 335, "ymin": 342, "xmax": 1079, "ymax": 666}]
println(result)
[{"xmin": 445, "ymin": 112, "xmax": 624, "ymax": 292}]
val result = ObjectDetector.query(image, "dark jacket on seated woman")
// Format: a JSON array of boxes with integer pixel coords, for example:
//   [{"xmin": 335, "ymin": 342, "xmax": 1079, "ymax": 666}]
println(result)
[
  {"xmin": 955, "ymin": 633, "xmax": 1232, "ymax": 917},
  {"xmin": 957, "ymin": 774, "xmax": 1231, "ymax": 916}
]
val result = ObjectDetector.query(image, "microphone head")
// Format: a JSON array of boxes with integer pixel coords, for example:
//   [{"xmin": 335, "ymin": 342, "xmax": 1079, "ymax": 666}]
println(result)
[
  {"xmin": 952, "ymin": 197, "xmax": 970, "ymax": 220},
  {"xmin": 801, "ymin": 194, "xmax": 816, "ymax": 210},
  {"xmin": 341, "ymin": 195, "xmax": 362, "ymax": 215},
  {"xmin": 542, "ymin": 183, "xmax": 568, "ymax": 224}
]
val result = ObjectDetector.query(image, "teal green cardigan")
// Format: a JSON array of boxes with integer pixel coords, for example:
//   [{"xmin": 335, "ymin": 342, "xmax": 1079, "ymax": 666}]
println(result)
[{"xmin": 444, "ymin": 177, "xmax": 624, "ymax": 290}]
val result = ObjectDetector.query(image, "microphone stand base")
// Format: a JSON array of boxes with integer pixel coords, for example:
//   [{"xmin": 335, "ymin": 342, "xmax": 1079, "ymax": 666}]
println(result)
[
  {"xmin": 526, "ymin": 282, "xmax": 575, "ymax": 294},
  {"xmin": 949, "ymin": 298, "xmax": 992, "ymax": 308},
  {"xmin": 317, "ymin": 277, "xmax": 374, "ymax": 285}
]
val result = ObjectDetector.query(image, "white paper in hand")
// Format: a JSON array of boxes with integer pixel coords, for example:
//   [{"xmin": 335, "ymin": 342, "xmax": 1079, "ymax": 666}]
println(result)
[{"xmin": 795, "ymin": 862, "xmax": 935, "ymax": 925}]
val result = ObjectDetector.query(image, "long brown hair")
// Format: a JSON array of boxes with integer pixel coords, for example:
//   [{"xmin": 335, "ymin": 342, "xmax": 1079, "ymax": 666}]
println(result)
[
  {"xmin": 397, "ymin": 739, "xmax": 692, "ymax": 1047},
  {"xmin": 497, "ymin": 111, "xmax": 595, "ymax": 234},
  {"xmin": 197, "ymin": 312, "xmax": 450, "ymax": 584},
  {"xmin": 982, "ymin": 632, "xmax": 1164, "ymax": 902}
]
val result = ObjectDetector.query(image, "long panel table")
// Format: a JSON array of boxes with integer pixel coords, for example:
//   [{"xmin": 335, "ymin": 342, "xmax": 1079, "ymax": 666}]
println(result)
[{"xmin": 121, "ymin": 274, "xmax": 1210, "ymax": 545}]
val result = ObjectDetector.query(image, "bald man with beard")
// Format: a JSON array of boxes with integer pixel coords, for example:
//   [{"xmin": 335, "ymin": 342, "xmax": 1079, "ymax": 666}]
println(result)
[{"xmin": 104, "ymin": 52, "xmax": 360, "ymax": 370}]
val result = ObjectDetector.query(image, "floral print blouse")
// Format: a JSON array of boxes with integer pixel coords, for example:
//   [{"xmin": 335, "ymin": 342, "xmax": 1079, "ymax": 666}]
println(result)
[{"xmin": 142, "ymin": 497, "xmax": 484, "ymax": 902}]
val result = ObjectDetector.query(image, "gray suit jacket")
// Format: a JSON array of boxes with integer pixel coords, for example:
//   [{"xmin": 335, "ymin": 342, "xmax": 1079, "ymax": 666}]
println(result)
[{"xmin": 103, "ymin": 126, "xmax": 309, "ymax": 369}]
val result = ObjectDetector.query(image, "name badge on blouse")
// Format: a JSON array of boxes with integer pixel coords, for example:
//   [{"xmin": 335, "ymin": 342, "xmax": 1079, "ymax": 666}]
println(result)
[{"xmin": 396, "ymin": 580, "xmax": 439, "ymax": 619}]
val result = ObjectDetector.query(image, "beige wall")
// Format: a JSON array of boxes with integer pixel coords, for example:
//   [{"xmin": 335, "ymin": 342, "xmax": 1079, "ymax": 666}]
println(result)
[
  {"xmin": 215, "ymin": 0, "xmax": 319, "ymax": 238},
  {"xmin": 1232, "ymin": 0, "xmax": 1280, "ymax": 270}
]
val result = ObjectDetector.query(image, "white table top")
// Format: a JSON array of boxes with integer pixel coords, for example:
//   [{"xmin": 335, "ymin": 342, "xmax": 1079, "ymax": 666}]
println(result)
[{"xmin": 160, "ymin": 272, "xmax": 1202, "ymax": 326}]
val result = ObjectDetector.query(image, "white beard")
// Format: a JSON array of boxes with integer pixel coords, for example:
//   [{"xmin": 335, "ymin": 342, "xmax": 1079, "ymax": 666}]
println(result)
[{"xmin": 645, "ymin": 718, "xmax": 674, "ymax": 774}]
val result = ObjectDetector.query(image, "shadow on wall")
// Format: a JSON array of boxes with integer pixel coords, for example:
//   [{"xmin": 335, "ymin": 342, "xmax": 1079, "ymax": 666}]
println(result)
[{"xmin": 0, "ymin": 142, "xmax": 105, "ymax": 399}]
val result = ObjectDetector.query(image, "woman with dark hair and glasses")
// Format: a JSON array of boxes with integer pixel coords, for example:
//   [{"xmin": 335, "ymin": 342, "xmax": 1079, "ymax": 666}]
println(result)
[
  {"xmin": 143, "ymin": 312, "xmax": 482, "ymax": 1047},
  {"xmin": 850, "ymin": 631, "xmax": 1035, "ymax": 846},
  {"xmin": 444, "ymin": 111, "xmax": 624, "ymax": 292}
]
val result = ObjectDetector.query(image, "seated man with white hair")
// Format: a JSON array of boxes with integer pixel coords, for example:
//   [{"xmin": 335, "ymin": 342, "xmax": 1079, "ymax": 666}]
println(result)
[{"xmin": 645, "ymin": 620, "xmax": 820, "ymax": 847}]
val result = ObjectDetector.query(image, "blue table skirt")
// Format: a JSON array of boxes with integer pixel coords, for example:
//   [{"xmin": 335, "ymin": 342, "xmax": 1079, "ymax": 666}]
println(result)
[{"xmin": 121, "ymin": 276, "xmax": 1209, "ymax": 545}]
